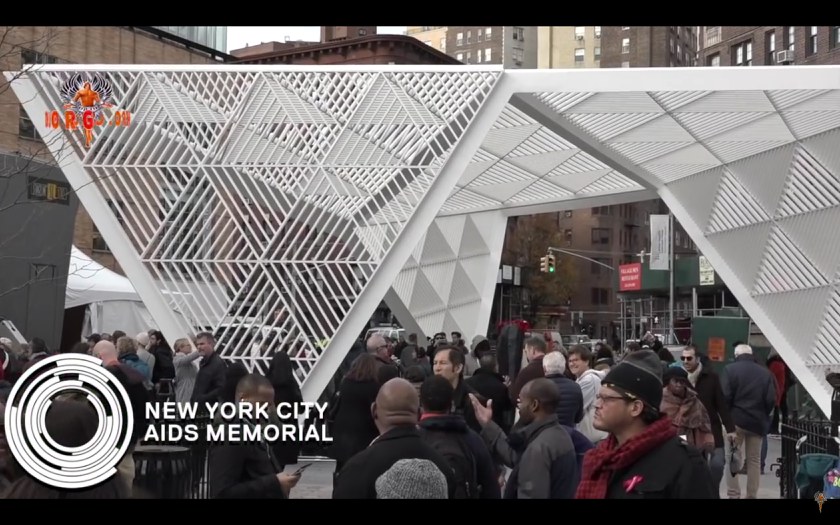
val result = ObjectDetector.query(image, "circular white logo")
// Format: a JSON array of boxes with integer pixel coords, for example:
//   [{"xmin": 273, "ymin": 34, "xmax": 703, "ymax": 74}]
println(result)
[{"xmin": 4, "ymin": 354, "xmax": 135, "ymax": 490}]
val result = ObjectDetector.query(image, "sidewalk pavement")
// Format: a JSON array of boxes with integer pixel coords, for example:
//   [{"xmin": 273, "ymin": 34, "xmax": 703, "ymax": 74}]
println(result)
[{"xmin": 286, "ymin": 437, "xmax": 784, "ymax": 499}]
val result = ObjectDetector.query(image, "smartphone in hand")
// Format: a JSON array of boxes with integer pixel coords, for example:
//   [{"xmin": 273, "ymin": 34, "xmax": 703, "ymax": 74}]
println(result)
[{"xmin": 292, "ymin": 463, "xmax": 313, "ymax": 476}]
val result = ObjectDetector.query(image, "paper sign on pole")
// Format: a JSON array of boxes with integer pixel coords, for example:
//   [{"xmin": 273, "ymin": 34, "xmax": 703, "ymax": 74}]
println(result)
[{"xmin": 649, "ymin": 214, "xmax": 671, "ymax": 271}]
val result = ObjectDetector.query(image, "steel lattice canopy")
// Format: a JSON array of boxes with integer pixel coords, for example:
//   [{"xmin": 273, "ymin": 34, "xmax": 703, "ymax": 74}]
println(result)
[{"xmin": 7, "ymin": 64, "xmax": 840, "ymax": 415}]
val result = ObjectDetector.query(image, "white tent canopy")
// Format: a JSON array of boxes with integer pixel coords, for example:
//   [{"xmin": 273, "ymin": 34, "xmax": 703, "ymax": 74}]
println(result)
[{"xmin": 66, "ymin": 247, "xmax": 222, "ymax": 338}]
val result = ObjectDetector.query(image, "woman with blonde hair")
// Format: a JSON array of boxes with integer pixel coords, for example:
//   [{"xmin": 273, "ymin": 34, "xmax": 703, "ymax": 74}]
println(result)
[{"xmin": 173, "ymin": 337, "xmax": 201, "ymax": 404}]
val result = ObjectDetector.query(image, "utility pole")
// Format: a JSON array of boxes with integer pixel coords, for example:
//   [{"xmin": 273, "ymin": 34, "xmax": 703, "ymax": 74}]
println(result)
[{"xmin": 668, "ymin": 212, "xmax": 675, "ymax": 345}]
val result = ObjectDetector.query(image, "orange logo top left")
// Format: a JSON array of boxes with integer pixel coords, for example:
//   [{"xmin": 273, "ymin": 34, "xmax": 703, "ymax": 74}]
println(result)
[{"xmin": 45, "ymin": 74, "xmax": 131, "ymax": 149}]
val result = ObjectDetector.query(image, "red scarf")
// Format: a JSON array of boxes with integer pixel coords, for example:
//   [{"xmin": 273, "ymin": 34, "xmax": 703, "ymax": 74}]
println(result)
[{"xmin": 575, "ymin": 415, "xmax": 676, "ymax": 499}]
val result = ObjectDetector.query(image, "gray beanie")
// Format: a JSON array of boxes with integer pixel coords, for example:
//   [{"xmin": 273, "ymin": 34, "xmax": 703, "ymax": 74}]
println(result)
[
  {"xmin": 603, "ymin": 349, "xmax": 663, "ymax": 408},
  {"xmin": 375, "ymin": 458, "xmax": 448, "ymax": 499}
]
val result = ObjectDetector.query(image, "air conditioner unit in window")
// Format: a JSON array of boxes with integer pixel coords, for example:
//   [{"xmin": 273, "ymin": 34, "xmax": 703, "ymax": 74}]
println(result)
[
  {"xmin": 776, "ymin": 49, "xmax": 794, "ymax": 64},
  {"xmin": 576, "ymin": 35, "xmax": 584, "ymax": 40}
]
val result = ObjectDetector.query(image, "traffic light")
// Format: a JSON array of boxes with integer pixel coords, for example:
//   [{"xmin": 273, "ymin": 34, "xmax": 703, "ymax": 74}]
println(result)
[
  {"xmin": 547, "ymin": 254, "xmax": 556, "ymax": 273},
  {"xmin": 540, "ymin": 255, "xmax": 548, "ymax": 273}
]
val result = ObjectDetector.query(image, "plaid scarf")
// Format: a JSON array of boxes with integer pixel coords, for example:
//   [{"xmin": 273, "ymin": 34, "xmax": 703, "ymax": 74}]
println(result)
[{"xmin": 575, "ymin": 415, "xmax": 676, "ymax": 499}]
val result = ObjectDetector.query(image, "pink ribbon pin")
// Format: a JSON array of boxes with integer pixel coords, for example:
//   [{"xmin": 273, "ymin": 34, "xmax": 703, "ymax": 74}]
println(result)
[{"xmin": 624, "ymin": 475, "xmax": 644, "ymax": 493}]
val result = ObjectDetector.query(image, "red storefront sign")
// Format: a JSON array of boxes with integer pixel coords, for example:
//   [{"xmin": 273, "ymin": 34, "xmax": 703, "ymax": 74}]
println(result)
[{"xmin": 619, "ymin": 263, "xmax": 642, "ymax": 292}]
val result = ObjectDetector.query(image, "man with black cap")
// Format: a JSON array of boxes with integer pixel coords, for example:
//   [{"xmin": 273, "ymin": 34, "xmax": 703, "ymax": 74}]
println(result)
[{"xmin": 576, "ymin": 350, "xmax": 717, "ymax": 499}]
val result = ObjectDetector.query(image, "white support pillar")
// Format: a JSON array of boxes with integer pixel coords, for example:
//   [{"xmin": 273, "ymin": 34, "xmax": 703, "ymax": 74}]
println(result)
[
  {"xmin": 301, "ymin": 74, "xmax": 515, "ymax": 402},
  {"xmin": 6, "ymin": 73, "xmax": 191, "ymax": 347}
]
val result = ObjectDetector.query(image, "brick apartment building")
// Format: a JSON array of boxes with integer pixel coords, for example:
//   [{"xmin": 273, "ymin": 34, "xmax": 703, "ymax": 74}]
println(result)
[
  {"xmin": 698, "ymin": 26, "xmax": 840, "ymax": 67},
  {"xmin": 599, "ymin": 26, "xmax": 697, "ymax": 68},
  {"xmin": 231, "ymin": 33, "xmax": 458, "ymax": 65}
]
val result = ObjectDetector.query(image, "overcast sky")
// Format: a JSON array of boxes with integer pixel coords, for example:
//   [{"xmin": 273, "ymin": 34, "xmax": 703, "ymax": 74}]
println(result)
[{"xmin": 227, "ymin": 27, "xmax": 407, "ymax": 53}]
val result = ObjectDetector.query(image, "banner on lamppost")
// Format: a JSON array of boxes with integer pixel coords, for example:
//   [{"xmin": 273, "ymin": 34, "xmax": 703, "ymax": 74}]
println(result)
[{"xmin": 649, "ymin": 214, "xmax": 671, "ymax": 271}]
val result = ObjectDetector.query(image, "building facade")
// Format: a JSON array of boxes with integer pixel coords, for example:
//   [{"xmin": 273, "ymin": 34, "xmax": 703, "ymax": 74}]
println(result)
[
  {"xmin": 152, "ymin": 26, "xmax": 228, "ymax": 54},
  {"xmin": 443, "ymin": 26, "xmax": 538, "ymax": 68},
  {"xmin": 698, "ymin": 26, "xmax": 840, "ymax": 67},
  {"xmin": 599, "ymin": 26, "xmax": 696, "ymax": 68},
  {"xmin": 537, "ymin": 26, "xmax": 602, "ymax": 68},
  {"xmin": 0, "ymin": 26, "xmax": 222, "ymax": 348},
  {"xmin": 406, "ymin": 26, "xmax": 448, "ymax": 54},
  {"xmin": 231, "ymin": 34, "xmax": 459, "ymax": 66}
]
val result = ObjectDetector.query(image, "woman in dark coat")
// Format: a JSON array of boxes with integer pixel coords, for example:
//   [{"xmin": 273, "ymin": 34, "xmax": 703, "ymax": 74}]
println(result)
[
  {"xmin": 327, "ymin": 354, "xmax": 381, "ymax": 481},
  {"xmin": 267, "ymin": 350, "xmax": 303, "ymax": 469}
]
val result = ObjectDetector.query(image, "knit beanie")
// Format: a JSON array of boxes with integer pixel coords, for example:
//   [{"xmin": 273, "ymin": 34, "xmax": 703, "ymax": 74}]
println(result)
[
  {"xmin": 602, "ymin": 349, "xmax": 663, "ymax": 408},
  {"xmin": 375, "ymin": 458, "xmax": 448, "ymax": 499}
]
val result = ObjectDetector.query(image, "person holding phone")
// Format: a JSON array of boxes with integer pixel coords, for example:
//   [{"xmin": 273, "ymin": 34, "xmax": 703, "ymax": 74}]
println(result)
[{"xmin": 209, "ymin": 374, "xmax": 301, "ymax": 499}]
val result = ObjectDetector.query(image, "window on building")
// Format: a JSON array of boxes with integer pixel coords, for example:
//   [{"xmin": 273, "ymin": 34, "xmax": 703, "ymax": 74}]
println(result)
[
  {"xmin": 575, "ymin": 48, "xmax": 585, "ymax": 63},
  {"xmin": 594, "ymin": 26, "xmax": 601, "ymax": 38},
  {"xmin": 477, "ymin": 28, "xmax": 484, "ymax": 42},
  {"xmin": 20, "ymin": 48, "xmax": 58, "ymax": 65},
  {"xmin": 564, "ymin": 229, "xmax": 573, "ymax": 242},
  {"xmin": 476, "ymin": 50, "xmax": 482, "ymax": 63},
  {"xmin": 591, "ymin": 258, "xmax": 611, "ymax": 275},
  {"xmin": 456, "ymin": 32, "xmax": 464, "ymax": 46},
  {"xmin": 456, "ymin": 52, "xmax": 464, "ymax": 62},
  {"xmin": 575, "ymin": 26, "xmax": 585, "ymax": 39},
  {"xmin": 621, "ymin": 61, "xmax": 630, "ymax": 68},
  {"xmin": 511, "ymin": 47, "xmax": 524, "ymax": 63},
  {"xmin": 784, "ymin": 26, "xmax": 795, "ymax": 52},
  {"xmin": 513, "ymin": 27, "xmax": 525, "ymax": 41},
  {"xmin": 592, "ymin": 206, "xmax": 611, "ymax": 215},
  {"xmin": 832, "ymin": 26, "xmax": 840, "ymax": 49},
  {"xmin": 707, "ymin": 53, "xmax": 720, "ymax": 67},
  {"xmin": 564, "ymin": 210, "xmax": 573, "ymax": 218},
  {"xmin": 766, "ymin": 31, "xmax": 776, "ymax": 64},
  {"xmin": 591, "ymin": 287, "xmax": 610, "ymax": 305},
  {"xmin": 622, "ymin": 38, "xmax": 630, "ymax": 53},
  {"xmin": 591, "ymin": 228, "xmax": 611, "ymax": 245},
  {"xmin": 440, "ymin": 37, "xmax": 446, "ymax": 51},
  {"xmin": 704, "ymin": 26, "xmax": 721, "ymax": 47},
  {"xmin": 466, "ymin": 51, "xmax": 472, "ymax": 64},
  {"xmin": 808, "ymin": 26, "xmax": 818, "ymax": 55},
  {"xmin": 467, "ymin": 30, "xmax": 472, "ymax": 44},
  {"xmin": 622, "ymin": 26, "xmax": 630, "ymax": 31},
  {"xmin": 595, "ymin": 47, "xmax": 601, "ymax": 60},
  {"xmin": 18, "ymin": 103, "xmax": 38, "ymax": 140},
  {"xmin": 486, "ymin": 27, "xmax": 493, "ymax": 39},
  {"xmin": 732, "ymin": 40, "xmax": 752, "ymax": 66},
  {"xmin": 485, "ymin": 48, "xmax": 492, "ymax": 62}
]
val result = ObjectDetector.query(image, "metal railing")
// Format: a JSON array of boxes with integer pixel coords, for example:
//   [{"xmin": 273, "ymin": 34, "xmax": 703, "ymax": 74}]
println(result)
[{"xmin": 774, "ymin": 415, "xmax": 839, "ymax": 499}]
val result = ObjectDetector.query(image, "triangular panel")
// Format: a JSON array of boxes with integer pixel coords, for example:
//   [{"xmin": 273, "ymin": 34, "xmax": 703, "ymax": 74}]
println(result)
[
  {"xmin": 459, "ymin": 215, "xmax": 490, "ymax": 259},
  {"xmin": 665, "ymin": 167, "xmax": 724, "ymax": 231},
  {"xmin": 800, "ymin": 129, "xmax": 840, "ymax": 176},
  {"xmin": 777, "ymin": 145, "xmax": 840, "ymax": 218},
  {"xmin": 422, "ymin": 260, "xmax": 458, "ymax": 303},
  {"xmin": 812, "ymin": 287, "xmax": 840, "ymax": 366},
  {"xmin": 777, "ymin": 206, "xmax": 840, "ymax": 280},
  {"xmin": 508, "ymin": 150, "xmax": 579, "ymax": 176},
  {"xmin": 753, "ymin": 226, "xmax": 829, "ymax": 295},
  {"xmin": 706, "ymin": 171, "xmax": 771, "ymax": 234},
  {"xmin": 608, "ymin": 114, "xmax": 694, "ymax": 142},
  {"xmin": 449, "ymin": 262, "xmax": 481, "ymax": 304},
  {"xmin": 408, "ymin": 269, "xmax": 444, "ymax": 314},
  {"xmin": 705, "ymin": 222, "xmax": 772, "ymax": 288},
  {"xmin": 754, "ymin": 286, "xmax": 832, "ymax": 353},
  {"xmin": 548, "ymin": 168, "xmax": 612, "ymax": 193},
  {"xmin": 459, "ymin": 256, "xmax": 494, "ymax": 295},
  {"xmin": 420, "ymin": 222, "xmax": 457, "ymax": 263},
  {"xmin": 726, "ymin": 143, "xmax": 796, "ymax": 215},
  {"xmin": 435, "ymin": 215, "xmax": 467, "ymax": 256},
  {"xmin": 482, "ymin": 125, "xmax": 542, "ymax": 158}
]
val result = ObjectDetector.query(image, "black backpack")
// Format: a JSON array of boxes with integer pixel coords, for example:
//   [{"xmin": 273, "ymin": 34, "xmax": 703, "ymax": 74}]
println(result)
[{"xmin": 420, "ymin": 429, "xmax": 480, "ymax": 499}]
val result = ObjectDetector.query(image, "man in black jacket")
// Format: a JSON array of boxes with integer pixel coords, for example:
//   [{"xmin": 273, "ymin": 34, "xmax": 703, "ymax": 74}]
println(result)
[
  {"xmin": 333, "ymin": 378, "xmax": 456, "ymax": 498},
  {"xmin": 466, "ymin": 354, "xmax": 513, "ymax": 433},
  {"xmin": 209, "ymin": 374, "xmax": 300, "ymax": 498},
  {"xmin": 681, "ymin": 345, "xmax": 735, "ymax": 489},
  {"xmin": 192, "ymin": 332, "xmax": 227, "ymax": 407}
]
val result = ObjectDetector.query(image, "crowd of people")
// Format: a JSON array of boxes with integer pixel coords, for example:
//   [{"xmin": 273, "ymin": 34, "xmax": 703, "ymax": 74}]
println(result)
[{"xmin": 0, "ymin": 326, "xmax": 790, "ymax": 499}]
